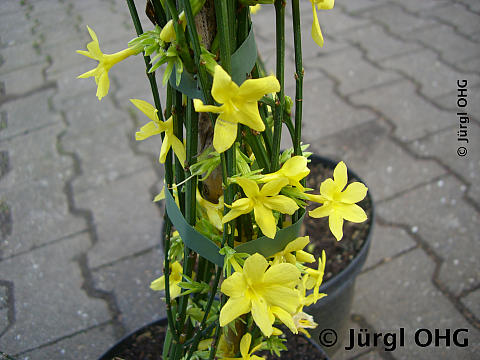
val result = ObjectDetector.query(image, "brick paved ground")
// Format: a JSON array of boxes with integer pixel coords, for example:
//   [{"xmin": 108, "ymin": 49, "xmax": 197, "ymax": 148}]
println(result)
[{"xmin": 0, "ymin": 0, "xmax": 479, "ymax": 359}]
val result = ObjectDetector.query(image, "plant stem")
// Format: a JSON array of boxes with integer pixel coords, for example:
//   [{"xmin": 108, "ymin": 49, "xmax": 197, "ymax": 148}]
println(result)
[
  {"xmin": 271, "ymin": 0, "xmax": 285, "ymax": 172},
  {"xmin": 214, "ymin": 0, "xmax": 231, "ymax": 73}
]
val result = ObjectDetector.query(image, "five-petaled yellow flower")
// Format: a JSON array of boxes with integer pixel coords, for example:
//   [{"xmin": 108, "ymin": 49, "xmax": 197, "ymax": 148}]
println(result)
[
  {"xmin": 223, "ymin": 333, "xmax": 264, "ymax": 360},
  {"xmin": 150, "ymin": 260, "xmax": 183, "ymax": 299},
  {"xmin": 222, "ymin": 178, "xmax": 298, "ymax": 239},
  {"xmin": 308, "ymin": 161, "xmax": 368, "ymax": 240},
  {"xmin": 310, "ymin": 0, "xmax": 335, "ymax": 47},
  {"xmin": 271, "ymin": 236, "xmax": 315, "ymax": 265},
  {"xmin": 194, "ymin": 65, "xmax": 280, "ymax": 153},
  {"xmin": 220, "ymin": 253, "xmax": 301, "ymax": 337},
  {"xmin": 131, "ymin": 99, "xmax": 186, "ymax": 167},
  {"xmin": 77, "ymin": 26, "xmax": 137, "ymax": 100},
  {"xmin": 260, "ymin": 156, "xmax": 310, "ymax": 191}
]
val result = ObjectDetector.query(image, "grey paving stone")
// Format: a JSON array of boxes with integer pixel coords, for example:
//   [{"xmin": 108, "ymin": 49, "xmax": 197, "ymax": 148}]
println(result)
[
  {"xmin": 364, "ymin": 223, "xmax": 417, "ymax": 270},
  {"xmin": 403, "ymin": 24, "xmax": 480, "ymax": 65},
  {"xmin": 0, "ymin": 123, "xmax": 72, "ymax": 191},
  {"xmin": 382, "ymin": 49, "xmax": 480, "ymax": 100},
  {"xmin": 252, "ymin": 4, "xmax": 294, "ymax": 53},
  {"xmin": 457, "ymin": 0, "xmax": 480, "ymax": 13},
  {"xmin": 389, "ymin": 0, "xmax": 449, "ymax": 12},
  {"xmin": 0, "ymin": 89, "xmax": 61, "ymax": 141},
  {"xmin": 0, "ymin": 0, "xmax": 25, "ymax": 15},
  {"xmin": 461, "ymin": 289, "xmax": 480, "ymax": 321},
  {"xmin": 16, "ymin": 323, "xmax": 116, "ymax": 360},
  {"xmin": 338, "ymin": 0, "xmax": 384, "ymax": 13},
  {"xmin": 308, "ymin": 119, "xmax": 446, "ymax": 202},
  {"xmin": 427, "ymin": 3, "xmax": 480, "ymax": 36},
  {"xmin": 259, "ymin": 46, "xmax": 297, "ymax": 90},
  {"xmin": 93, "ymin": 247, "xmax": 166, "ymax": 333},
  {"xmin": 312, "ymin": 6, "xmax": 370, "ymax": 36},
  {"xmin": 308, "ymin": 47, "xmax": 401, "ymax": 96},
  {"xmin": 362, "ymin": 3, "xmax": 437, "ymax": 36},
  {"xmin": 350, "ymin": 80, "xmax": 452, "ymax": 141},
  {"xmin": 0, "ymin": 64, "xmax": 46, "ymax": 95},
  {"xmin": 458, "ymin": 56, "xmax": 480, "ymax": 74},
  {"xmin": 0, "ymin": 42, "xmax": 46, "ymax": 76},
  {"xmin": 352, "ymin": 249, "xmax": 480, "ymax": 359},
  {"xmin": 0, "ymin": 233, "xmax": 110, "ymax": 354},
  {"xmin": 301, "ymin": 34, "xmax": 351, "ymax": 62},
  {"xmin": 297, "ymin": 75, "xmax": 377, "ymax": 141},
  {"xmin": 410, "ymin": 123, "xmax": 480, "ymax": 205},
  {"xmin": 76, "ymin": 169, "xmax": 162, "ymax": 268},
  {"xmin": 378, "ymin": 176, "xmax": 480, "ymax": 296},
  {"xmin": 336, "ymin": 24, "xmax": 421, "ymax": 62}
]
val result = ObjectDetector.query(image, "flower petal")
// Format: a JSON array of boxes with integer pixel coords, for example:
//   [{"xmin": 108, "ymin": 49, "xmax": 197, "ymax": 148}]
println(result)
[
  {"xmin": 236, "ymin": 178, "xmax": 260, "ymax": 199},
  {"xmin": 221, "ymin": 272, "xmax": 247, "ymax": 298},
  {"xmin": 284, "ymin": 236, "xmax": 310, "ymax": 253},
  {"xmin": 319, "ymin": 178, "xmax": 336, "ymax": 199},
  {"xmin": 254, "ymin": 203, "xmax": 277, "ymax": 238},
  {"xmin": 317, "ymin": 0, "xmax": 335, "ymax": 10},
  {"xmin": 212, "ymin": 65, "xmax": 239, "ymax": 104},
  {"xmin": 219, "ymin": 296, "xmax": 251, "ymax": 327},
  {"xmin": 271, "ymin": 306, "xmax": 297, "ymax": 334},
  {"xmin": 96, "ymin": 72, "xmax": 109, "ymax": 100},
  {"xmin": 260, "ymin": 178, "xmax": 288, "ymax": 197},
  {"xmin": 264, "ymin": 195, "xmax": 299, "ymax": 215},
  {"xmin": 339, "ymin": 182, "xmax": 368, "ymax": 204},
  {"xmin": 213, "ymin": 118, "xmax": 238, "ymax": 153},
  {"xmin": 239, "ymin": 333, "xmax": 252, "ymax": 358},
  {"xmin": 237, "ymin": 75, "xmax": 280, "ymax": 100},
  {"xmin": 243, "ymin": 253, "xmax": 268, "ymax": 281},
  {"xmin": 336, "ymin": 203, "xmax": 367, "ymax": 223},
  {"xmin": 263, "ymin": 263, "xmax": 300, "ymax": 287},
  {"xmin": 193, "ymin": 99, "xmax": 222, "ymax": 114},
  {"xmin": 329, "ymin": 211, "xmax": 344, "ymax": 241},
  {"xmin": 222, "ymin": 199, "xmax": 254, "ymax": 224},
  {"xmin": 135, "ymin": 121, "xmax": 163, "ymax": 140},
  {"xmin": 311, "ymin": 4, "xmax": 324, "ymax": 47},
  {"xmin": 150, "ymin": 276, "xmax": 165, "ymax": 291},
  {"xmin": 309, "ymin": 203, "xmax": 333, "ymax": 219},
  {"xmin": 261, "ymin": 286, "xmax": 300, "ymax": 314},
  {"xmin": 235, "ymin": 102, "xmax": 265, "ymax": 132},
  {"xmin": 251, "ymin": 296, "xmax": 273, "ymax": 337},
  {"xmin": 159, "ymin": 134, "xmax": 172, "ymax": 163},
  {"xmin": 170, "ymin": 135, "xmax": 187, "ymax": 168},
  {"xmin": 333, "ymin": 161, "xmax": 348, "ymax": 192},
  {"xmin": 130, "ymin": 99, "xmax": 159, "ymax": 122}
]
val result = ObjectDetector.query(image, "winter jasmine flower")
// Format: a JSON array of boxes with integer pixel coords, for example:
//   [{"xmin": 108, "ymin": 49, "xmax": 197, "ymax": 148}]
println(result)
[
  {"xmin": 310, "ymin": 0, "xmax": 334, "ymax": 47},
  {"xmin": 150, "ymin": 261, "xmax": 183, "ymax": 299},
  {"xmin": 308, "ymin": 161, "xmax": 368, "ymax": 240},
  {"xmin": 131, "ymin": 99, "xmax": 186, "ymax": 167},
  {"xmin": 222, "ymin": 178, "xmax": 298, "ymax": 239},
  {"xmin": 194, "ymin": 65, "xmax": 280, "ymax": 153},
  {"xmin": 271, "ymin": 236, "xmax": 315, "ymax": 265},
  {"xmin": 77, "ymin": 26, "xmax": 137, "ymax": 100},
  {"xmin": 260, "ymin": 155, "xmax": 310, "ymax": 191},
  {"xmin": 223, "ymin": 333, "xmax": 264, "ymax": 360}
]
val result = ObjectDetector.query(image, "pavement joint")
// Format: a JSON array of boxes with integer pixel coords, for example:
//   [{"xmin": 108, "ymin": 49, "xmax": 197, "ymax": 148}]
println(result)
[
  {"xmin": 316, "ymin": 65, "xmax": 480, "ymax": 212},
  {"xmin": 90, "ymin": 244, "xmax": 160, "ymax": 272},
  {"xmin": 361, "ymin": 245, "xmax": 419, "ymax": 275},
  {"xmin": 376, "ymin": 215, "xmax": 480, "ymax": 331},
  {"xmin": 0, "ymin": 280, "xmax": 14, "ymax": 339},
  {"xmin": 454, "ymin": 0, "xmax": 480, "ymax": 16},
  {"xmin": 0, "ymin": 81, "xmax": 57, "ymax": 107}
]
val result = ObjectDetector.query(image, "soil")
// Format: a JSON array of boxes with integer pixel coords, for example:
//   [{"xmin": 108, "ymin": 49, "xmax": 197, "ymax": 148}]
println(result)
[
  {"xmin": 303, "ymin": 159, "xmax": 373, "ymax": 282},
  {"xmin": 102, "ymin": 321, "xmax": 328, "ymax": 359}
]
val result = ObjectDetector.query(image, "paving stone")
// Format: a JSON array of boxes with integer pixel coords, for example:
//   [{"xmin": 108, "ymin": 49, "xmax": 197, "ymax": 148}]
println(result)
[
  {"xmin": 403, "ymin": 24, "xmax": 480, "ymax": 65},
  {"xmin": 252, "ymin": 5, "xmax": 294, "ymax": 53},
  {"xmin": 461, "ymin": 290, "xmax": 480, "ymax": 321},
  {"xmin": 0, "ymin": 233, "xmax": 111, "ymax": 354},
  {"xmin": 427, "ymin": 3, "xmax": 480, "ymax": 36},
  {"xmin": 77, "ymin": 169, "xmax": 162, "ymax": 268},
  {"xmin": 458, "ymin": 56, "xmax": 480, "ymax": 74},
  {"xmin": 0, "ymin": 89, "xmax": 61, "ymax": 141},
  {"xmin": 259, "ymin": 46, "xmax": 297, "ymax": 90},
  {"xmin": 93, "ymin": 247, "xmax": 166, "ymax": 333},
  {"xmin": 352, "ymin": 249, "xmax": 480, "ymax": 359},
  {"xmin": 297, "ymin": 75, "xmax": 377, "ymax": 141},
  {"xmin": 382, "ymin": 49, "xmax": 480, "ymax": 100},
  {"xmin": 308, "ymin": 47, "xmax": 401, "ymax": 96},
  {"xmin": 0, "ymin": 123, "xmax": 73, "ymax": 191},
  {"xmin": 16, "ymin": 323, "xmax": 116, "ymax": 360},
  {"xmin": 301, "ymin": 34, "xmax": 351, "ymax": 62},
  {"xmin": 336, "ymin": 24, "xmax": 421, "ymax": 62},
  {"xmin": 338, "ymin": 0, "xmax": 383, "ymax": 13},
  {"xmin": 389, "ymin": 0, "xmax": 449, "ymax": 12},
  {"xmin": 378, "ymin": 176, "xmax": 480, "ymax": 296},
  {"xmin": 362, "ymin": 3, "xmax": 437, "ymax": 36},
  {"xmin": 1, "ymin": 0, "xmax": 25, "ymax": 15},
  {"xmin": 363, "ymin": 223, "xmax": 417, "ymax": 270},
  {"xmin": 0, "ymin": 64, "xmax": 46, "ymax": 95},
  {"xmin": 0, "ymin": 42, "xmax": 46, "ymax": 76},
  {"xmin": 308, "ymin": 119, "xmax": 446, "ymax": 202},
  {"xmin": 311, "ymin": 6, "xmax": 370, "ymax": 36},
  {"xmin": 350, "ymin": 80, "xmax": 452, "ymax": 141},
  {"xmin": 410, "ymin": 123, "xmax": 480, "ymax": 205},
  {"xmin": 457, "ymin": 0, "xmax": 480, "ymax": 13}
]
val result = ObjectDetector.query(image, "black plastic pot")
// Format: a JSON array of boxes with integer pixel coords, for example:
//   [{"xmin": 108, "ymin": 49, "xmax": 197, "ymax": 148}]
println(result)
[
  {"xmin": 98, "ymin": 317, "xmax": 330, "ymax": 359},
  {"xmin": 306, "ymin": 155, "xmax": 374, "ymax": 357}
]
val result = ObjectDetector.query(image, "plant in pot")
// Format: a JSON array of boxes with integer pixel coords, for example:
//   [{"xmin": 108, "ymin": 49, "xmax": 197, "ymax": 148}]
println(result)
[{"xmin": 76, "ymin": 0, "xmax": 372, "ymax": 359}]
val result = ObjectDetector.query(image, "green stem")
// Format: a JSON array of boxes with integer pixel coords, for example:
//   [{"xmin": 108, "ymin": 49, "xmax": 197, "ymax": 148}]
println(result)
[
  {"xmin": 271, "ymin": 0, "xmax": 285, "ymax": 172},
  {"xmin": 151, "ymin": 0, "xmax": 167, "ymax": 26},
  {"xmin": 214, "ymin": 0, "xmax": 232, "ymax": 73},
  {"xmin": 291, "ymin": 0, "xmax": 303, "ymax": 157}
]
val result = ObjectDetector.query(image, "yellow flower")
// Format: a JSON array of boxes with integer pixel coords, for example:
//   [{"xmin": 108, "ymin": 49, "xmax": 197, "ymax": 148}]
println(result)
[
  {"xmin": 305, "ymin": 250, "xmax": 327, "ymax": 304},
  {"xmin": 130, "ymin": 99, "xmax": 186, "ymax": 167},
  {"xmin": 220, "ymin": 253, "xmax": 301, "ymax": 337},
  {"xmin": 196, "ymin": 189, "xmax": 224, "ymax": 231},
  {"xmin": 271, "ymin": 236, "xmax": 315, "ymax": 265},
  {"xmin": 150, "ymin": 261, "xmax": 183, "ymax": 299},
  {"xmin": 222, "ymin": 178, "xmax": 298, "ymax": 239},
  {"xmin": 308, "ymin": 161, "xmax": 367, "ymax": 240},
  {"xmin": 260, "ymin": 155, "xmax": 310, "ymax": 191},
  {"xmin": 310, "ymin": 0, "xmax": 335, "ymax": 47},
  {"xmin": 77, "ymin": 26, "xmax": 137, "ymax": 100},
  {"xmin": 223, "ymin": 333, "xmax": 264, "ymax": 360},
  {"xmin": 194, "ymin": 65, "xmax": 280, "ymax": 153},
  {"xmin": 292, "ymin": 311, "xmax": 318, "ymax": 338},
  {"xmin": 250, "ymin": 4, "xmax": 261, "ymax": 14}
]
